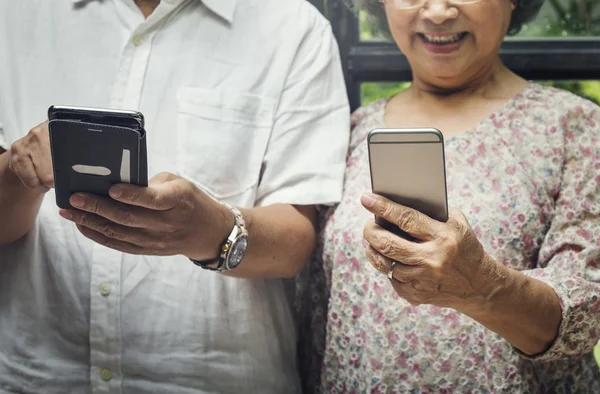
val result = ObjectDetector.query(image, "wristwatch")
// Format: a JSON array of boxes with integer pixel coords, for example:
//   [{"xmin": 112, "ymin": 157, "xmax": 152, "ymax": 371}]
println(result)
[{"xmin": 190, "ymin": 204, "xmax": 248, "ymax": 272}]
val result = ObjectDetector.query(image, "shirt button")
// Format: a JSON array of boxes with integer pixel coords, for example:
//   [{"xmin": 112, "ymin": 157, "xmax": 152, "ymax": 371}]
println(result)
[
  {"xmin": 99, "ymin": 283, "xmax": 111, "ymax": 297},
  {"xmin": 132, "ymin": 35, "xmax": 143, "ymax": 46},
  {"xmin": 100, "ymin": 368, "xmax": 113, "ymax": 382}
]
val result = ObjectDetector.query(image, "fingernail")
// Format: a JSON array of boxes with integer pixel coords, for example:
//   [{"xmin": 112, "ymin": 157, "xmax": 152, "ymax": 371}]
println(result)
[
  {"xmin": 59, "ymin": 209, "xmax": 72, "ymax": 220},
  {"xmin": 70, "ymin": 194, "xmax": 84, "ymax": 207},
  {"xmin": 110, "ymin": 186, "xmax": 123, "ymax": 198},
  {"xmin": 361, "ymin": 193, "xmax": 377, "ymax": 208}
]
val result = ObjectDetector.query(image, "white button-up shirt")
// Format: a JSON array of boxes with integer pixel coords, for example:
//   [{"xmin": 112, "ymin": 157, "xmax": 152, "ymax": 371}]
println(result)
[{"xmin": 0, "ymin": 0, "xmax": 350, "ymax": 393}]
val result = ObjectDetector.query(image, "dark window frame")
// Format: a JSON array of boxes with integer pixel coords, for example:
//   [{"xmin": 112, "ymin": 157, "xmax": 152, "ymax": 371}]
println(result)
[{"xmin": 308, "ymin": 0, "xmax": 600, "ymax": 111}]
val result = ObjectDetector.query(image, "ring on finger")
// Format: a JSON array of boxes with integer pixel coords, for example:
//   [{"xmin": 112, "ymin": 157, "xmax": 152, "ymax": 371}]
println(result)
[{"xmin": 387, "ymin": 261, "xmax": 399, "ymax": 281}]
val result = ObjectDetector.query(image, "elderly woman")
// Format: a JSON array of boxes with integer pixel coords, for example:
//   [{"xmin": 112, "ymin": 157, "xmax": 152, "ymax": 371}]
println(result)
[{"xmin": 298, "ymin": 0, "xmax": 600, "ymax": 392}]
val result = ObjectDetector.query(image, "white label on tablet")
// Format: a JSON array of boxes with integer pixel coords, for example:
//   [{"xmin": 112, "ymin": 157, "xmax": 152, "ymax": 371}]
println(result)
[
  {"xmin": 72, "ymin": 164, "xmax": 111, "ymax": 176},
  {"xmin": 120, "ymin": 149, "xmax": 131, "ymax": 183}
]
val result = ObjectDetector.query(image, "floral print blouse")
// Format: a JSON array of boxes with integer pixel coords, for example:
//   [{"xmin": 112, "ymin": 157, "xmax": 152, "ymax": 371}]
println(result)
[{"xmin": 296, "ymin": 83, "xmax": 600, "ymax": 393}]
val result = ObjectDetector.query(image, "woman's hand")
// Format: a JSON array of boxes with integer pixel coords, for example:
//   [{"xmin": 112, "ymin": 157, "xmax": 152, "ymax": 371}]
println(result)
[{"xmin": 361, "ymin": 192, "xmax": 508, "ymax": 313}]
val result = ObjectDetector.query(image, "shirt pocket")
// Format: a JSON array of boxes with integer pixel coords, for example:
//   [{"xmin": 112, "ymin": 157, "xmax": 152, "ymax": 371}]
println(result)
[{"xmin": 176, "ymin": 87, "xmax": 275, "ymax": 200}]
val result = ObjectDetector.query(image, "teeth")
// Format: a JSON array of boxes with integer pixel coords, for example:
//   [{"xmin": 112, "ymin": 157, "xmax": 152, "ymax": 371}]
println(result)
[{"xmin": 423, "ymin": 33, "xmax": 463, "ymax": 44}]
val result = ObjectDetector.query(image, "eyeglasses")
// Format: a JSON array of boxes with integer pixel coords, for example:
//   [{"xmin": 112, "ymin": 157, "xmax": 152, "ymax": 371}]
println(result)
[{"xmin": 379, "ymin": 0, "xmax": 485, "ymax": 10}]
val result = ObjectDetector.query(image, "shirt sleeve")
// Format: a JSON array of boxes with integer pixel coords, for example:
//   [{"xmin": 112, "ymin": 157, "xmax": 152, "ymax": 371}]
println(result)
[
  {"xmin": 254, "ymin": 16, "xmax": 350, "ymax": 207},
  {"xmin": 0, "ymin": 122, "xmax": 7, "ymax": 151},
  {"xmin": 518, "ymin": 103, "xmax": 600, "ymax": 361}
]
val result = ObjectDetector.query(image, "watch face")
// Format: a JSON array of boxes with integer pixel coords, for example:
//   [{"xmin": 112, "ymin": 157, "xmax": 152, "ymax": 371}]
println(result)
[{"xmin": 227, "ymin": 235, "xmax": 248, "ymax": 269}]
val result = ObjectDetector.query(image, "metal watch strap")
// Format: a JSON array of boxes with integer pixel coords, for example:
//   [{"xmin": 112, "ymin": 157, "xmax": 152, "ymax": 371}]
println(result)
[{"xmin": 190, "ymin": 204, "xmax": 246, "ymax": 272}]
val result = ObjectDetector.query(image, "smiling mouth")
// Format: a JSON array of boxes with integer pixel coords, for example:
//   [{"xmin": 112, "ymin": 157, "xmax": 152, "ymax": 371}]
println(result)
[{"xmin": 418, "ymin": 32, "xmax": 468, "ymax": 45}]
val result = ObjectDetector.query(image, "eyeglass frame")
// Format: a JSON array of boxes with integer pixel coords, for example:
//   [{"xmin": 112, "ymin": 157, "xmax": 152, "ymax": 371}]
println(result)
[{"xmin": 378, "ymin": 0, "xmax": 518, "ymax": 10}]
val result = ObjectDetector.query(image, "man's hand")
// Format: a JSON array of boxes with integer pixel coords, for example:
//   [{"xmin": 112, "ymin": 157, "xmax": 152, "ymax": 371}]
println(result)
[
  {"xmin": 59, "ymin": 172, "xmax": 233, "ymax": 260},
  {"xmin": 8, "ymin": 121, "xmax": 54, "ymax": 193}
]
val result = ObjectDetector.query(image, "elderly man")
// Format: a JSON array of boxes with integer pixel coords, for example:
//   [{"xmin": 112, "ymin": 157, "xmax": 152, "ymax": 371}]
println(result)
[{"xmin": 0, "ymin": 0, "xmax": 349, "ymax": 393}]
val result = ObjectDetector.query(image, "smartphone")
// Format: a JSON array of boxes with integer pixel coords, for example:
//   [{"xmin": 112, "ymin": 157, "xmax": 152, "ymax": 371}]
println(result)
[
  {"xmin": 48, "ymin": 105, "xmax": 148, "ymax": 209},
  {"xmin": 367, "ymin": 128, "xmax": 448, "ymax": 237}
]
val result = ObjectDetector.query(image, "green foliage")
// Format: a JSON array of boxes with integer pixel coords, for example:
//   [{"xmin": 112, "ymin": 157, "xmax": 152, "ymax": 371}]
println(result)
[
  {"xmin": 361, "ymin": 82, "xmax": 409, "ymax": 105},
  {"xmin": 359, "ymin": 9, "xmax": 383, "ymax": 41},
  {"xmin": 539, "ymin": 81, "xmax": 600, "ymax": 105},
  {"xmin": 519, "ymin": 0, "xmax": 600, "ymax": 37}
]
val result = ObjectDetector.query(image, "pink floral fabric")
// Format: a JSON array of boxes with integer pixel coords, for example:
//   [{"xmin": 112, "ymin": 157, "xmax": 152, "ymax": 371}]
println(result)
[{"xmin": 297, "ymin": 83, "xmax": 600, "ymax": 393}]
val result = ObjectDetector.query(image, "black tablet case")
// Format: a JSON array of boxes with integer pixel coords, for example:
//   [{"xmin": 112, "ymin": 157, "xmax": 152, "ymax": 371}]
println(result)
[{"xmin": 49, "ymin": 119, "xmax": 148, "ymax": 209}]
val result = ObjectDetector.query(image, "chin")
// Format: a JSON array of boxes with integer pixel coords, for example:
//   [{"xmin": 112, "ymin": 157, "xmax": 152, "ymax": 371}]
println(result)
[
  {"xmin": 419, "ymin": 66, "xmax": 465, "ymax": 84},
  {"xmin": 417, "ymin": 72, "xmax": 474, "ymax": 93}
]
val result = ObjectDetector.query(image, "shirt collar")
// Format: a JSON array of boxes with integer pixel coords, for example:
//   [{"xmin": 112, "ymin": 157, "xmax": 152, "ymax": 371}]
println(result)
[
  {"xmin": 71, "ymin": 0, "xmax": 236, "ymax": 23},
  {"xmin": 202, "ymin": 0, "xmax": 236, "ymax": 23}
]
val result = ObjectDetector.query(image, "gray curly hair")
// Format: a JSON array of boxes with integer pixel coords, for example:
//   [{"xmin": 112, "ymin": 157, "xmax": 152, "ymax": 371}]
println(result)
[{"xmin": 345, "ymin": 0, "xmax": 546, "ymax": 38}]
